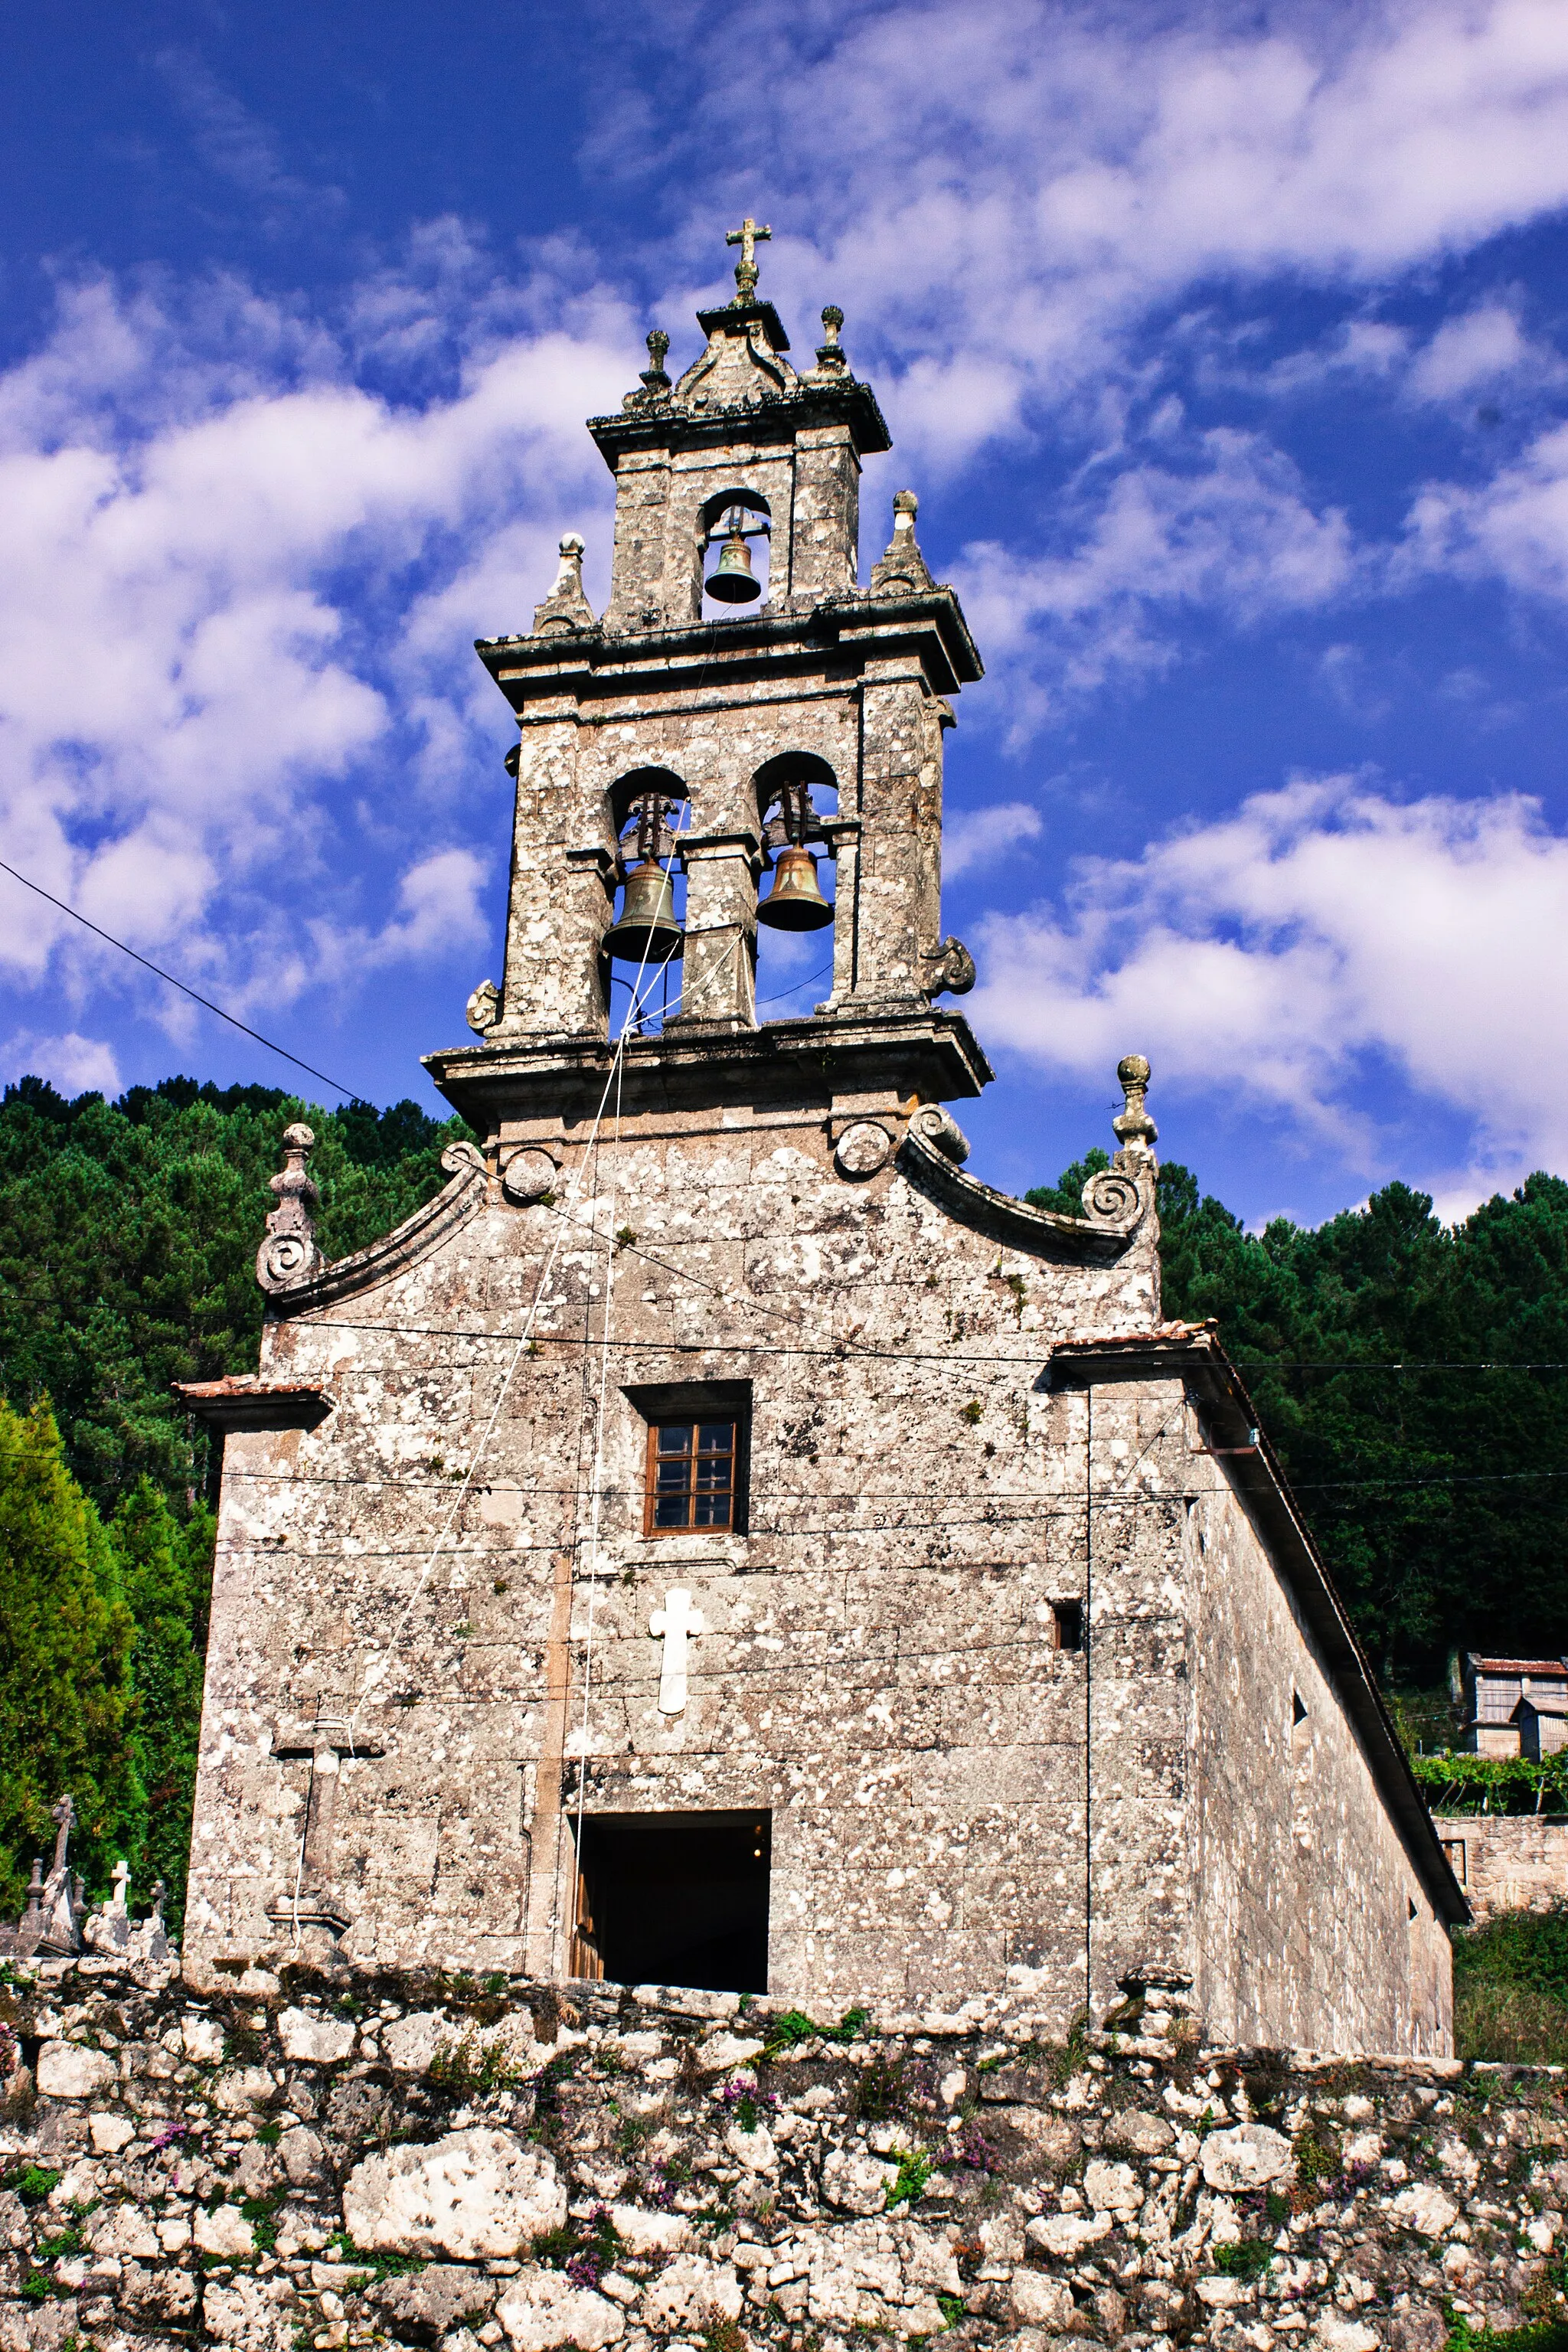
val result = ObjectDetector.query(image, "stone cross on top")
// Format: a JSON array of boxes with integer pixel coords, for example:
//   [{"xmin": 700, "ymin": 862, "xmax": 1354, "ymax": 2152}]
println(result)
[
  {"xmin": 726, "ymin": 217, "xmax": 771, "ymax": 300},
  {"xmin": 650, "ymin": 1589, "xmax": 705, "ymax": 1715}
]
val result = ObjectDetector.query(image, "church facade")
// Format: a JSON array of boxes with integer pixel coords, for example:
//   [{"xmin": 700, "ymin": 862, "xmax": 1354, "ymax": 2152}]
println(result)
[{"xmin": 180, "ymin": 230, "xmax": 1463, "ymax": 2054}]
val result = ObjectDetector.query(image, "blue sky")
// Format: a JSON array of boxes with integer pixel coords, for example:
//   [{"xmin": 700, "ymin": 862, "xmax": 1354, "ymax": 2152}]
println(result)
[{"xmin": 5, "ymin": 2, "xmax": 1568, "ymax": 1225}]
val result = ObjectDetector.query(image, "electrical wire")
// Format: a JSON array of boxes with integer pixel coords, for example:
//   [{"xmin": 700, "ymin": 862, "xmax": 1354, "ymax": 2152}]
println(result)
[{"xmin": 0, "ymin": 855, "xmax": 360, "ymax": 1099}]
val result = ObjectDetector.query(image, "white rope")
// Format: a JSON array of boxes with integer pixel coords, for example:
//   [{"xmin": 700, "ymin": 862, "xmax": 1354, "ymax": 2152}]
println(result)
[
  {"xmin": 349, "ymin": 814, "xmax": 692, "ymax": 1734},
  {"xmin": 279, "ymin": 820, "xmax": 697, "ymax": 1944}
]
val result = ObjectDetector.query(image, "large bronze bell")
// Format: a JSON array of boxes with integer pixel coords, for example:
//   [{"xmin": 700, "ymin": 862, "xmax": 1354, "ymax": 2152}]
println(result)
[
  {"xmin": 603, "ymin": 860, "xmax": 683, "ymax": 963},
  {"xmin": 704, "ymin": 521, "xmax": 760, "ymax": 604},
  {"xmin": 756, "ymin": 843, "xmax": 833, "ymax": 930}
]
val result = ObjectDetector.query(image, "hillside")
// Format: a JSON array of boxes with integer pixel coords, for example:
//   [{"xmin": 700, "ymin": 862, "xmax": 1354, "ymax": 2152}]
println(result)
[{"xmin": 1032, "ymin": 1150, "xmax": 1568, "ymax": 1684}]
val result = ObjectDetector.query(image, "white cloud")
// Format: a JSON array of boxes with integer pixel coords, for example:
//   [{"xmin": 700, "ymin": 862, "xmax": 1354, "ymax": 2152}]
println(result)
[
  {"xmin": 652, "ymin": 0, "xmax": 1568, "ymax": 460},
  {"xmin": 0, "ymin": 273, "xmax": 632, "ymax": 1027},
  {"xmin": 944, "ymin": 800, "xmax": 1044, "ymax": 880},
  {"xmin": 952, "ymin": 430, "xmax": 1357, "ymax": 733},
  {"xmin": 312, "ymin": 849, "xmax": 491, "ymax": 980},
  {"xmin": 969, "ymin": 777, "xmax": 1568, "ymax": 1196},
  {"xmin": 2, "ymin": 1030, "xmax": 122, "ymax": 1098},
  {"xmin": 1404, "ymin": 418, "xmax": 1568, "ymax": 599},
  {"xmin": 1408, "ymin": 301, "xmax": 1534, "ymax": 401}
]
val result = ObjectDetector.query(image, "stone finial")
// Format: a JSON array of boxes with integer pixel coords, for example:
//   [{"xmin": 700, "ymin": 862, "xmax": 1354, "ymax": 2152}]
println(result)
[
  {"xmin": 641, "ymin": 328, "xmax": 671, "ymax": 393},
  {"xmin": 51, "ymin": 1792, "xmax": 75, "ymax": 1873},
  {"xmin": 531, "ymin": 532, "xmax": 597, "ymax": 637},
  {"xmin": 725, "ymin": 216, "xmax": 771, "ymax": 302},
  {"xmin": 816, "ymin": 305, "xmax": 847, "ymax": 371},
  {"xmin": 1112, "ymin": 1053, "xmax": 1158, "ymax": 1154},
  {"xmin": 256, "ymin": 1122, "xmax": 322, "ymax": 1295},
  {"xmin": 871, "ymin": 487, "xmax": 935, "ymax": 596}
]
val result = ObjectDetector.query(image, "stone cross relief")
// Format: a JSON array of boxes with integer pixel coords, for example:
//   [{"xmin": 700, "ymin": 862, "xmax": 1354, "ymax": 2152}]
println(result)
[
  {"xmin": 650, "ymin": 1589, "xmax": 705, "ymax": 1715},
  {"xmin": 267, "ymin": 1714, "xmax": 384, "ymax": 1935}
]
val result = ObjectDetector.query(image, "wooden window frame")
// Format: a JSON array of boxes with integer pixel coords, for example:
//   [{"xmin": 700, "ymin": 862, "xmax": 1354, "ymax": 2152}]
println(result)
[{"xmin": 643, "ymin": 1416, "xmax": 740, "ymax": 1537}]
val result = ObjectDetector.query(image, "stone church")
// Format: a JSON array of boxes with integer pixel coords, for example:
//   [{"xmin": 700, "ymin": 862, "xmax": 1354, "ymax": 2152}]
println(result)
[{"xmin": 179, "ymin": 227, "xmax": 1463, "ymax": 2055}]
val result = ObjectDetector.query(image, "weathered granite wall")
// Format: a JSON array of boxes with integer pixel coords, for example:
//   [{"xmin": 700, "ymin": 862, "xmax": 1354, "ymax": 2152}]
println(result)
[
  {"xmin": 1436, "ymin": 1816, "xmax": 1568, "ymax": 1925},
  {"xmin": 1188, "ymin": 1482, "xmax": 1452, "ymax": 2056},
  {"xmin": 1, "ymin": 1958, "xmax": 1557, "ymax": 2352}
]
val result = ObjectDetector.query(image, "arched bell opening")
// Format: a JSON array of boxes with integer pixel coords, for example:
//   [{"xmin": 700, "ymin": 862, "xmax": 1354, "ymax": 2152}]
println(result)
[
  {"xmin": 603, "ymin": 768, "xmax": 690, "ymax": 1034},
  {"xmin": 700, "ymin": 488, "xmax": 772, "ymax": 617},
  {"xmin": 752, "ymin": 753, "xmax": 839, "ymax": 1020}
]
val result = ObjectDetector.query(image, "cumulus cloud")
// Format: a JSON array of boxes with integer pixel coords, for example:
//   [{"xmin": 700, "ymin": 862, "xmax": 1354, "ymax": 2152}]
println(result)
[
  {"xmin": 1, "ymin": 1030, "xmax": 122, "ymax": 1098},
  {"xmin": 642, "ymin": 0, "xmax": 1568, "ymax": 458},
  {"xmin": 1407, "ymin": 300, "xmax": 1537, "ymax": 402},
  {"xmin": 945, "ymin": 801, "xmax": 1044, "ymax": 880},
  {"xmin": 1404, "ymin": 420, "xmax": 1568, "ymax": 599},
  {"xmin": 312, "ymin": 849, "xmax": 491, "ymax": 980},
  {"xmin": 969, "ymin": 777, "xmax": 1568, "ymax": 1198},
  {"xmin": 0, "ymin": 271, "xmax": 632, "ymax": 1035}
]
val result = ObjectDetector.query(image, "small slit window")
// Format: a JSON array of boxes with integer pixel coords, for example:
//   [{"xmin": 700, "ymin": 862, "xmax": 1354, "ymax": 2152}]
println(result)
[
  {"xmin": 1052, "ymin": 1601, "xmax": 1083, "ymax": 1652},
  {"xmin": 647, "ymin": 1419, "xmax": 737, "ymax": 1534}
]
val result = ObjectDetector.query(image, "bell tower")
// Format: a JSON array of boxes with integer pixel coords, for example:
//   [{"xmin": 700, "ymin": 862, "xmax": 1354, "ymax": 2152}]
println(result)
[{"xmin": 426, "ymin": 226, "xmax": 988, "ymax": 1138}]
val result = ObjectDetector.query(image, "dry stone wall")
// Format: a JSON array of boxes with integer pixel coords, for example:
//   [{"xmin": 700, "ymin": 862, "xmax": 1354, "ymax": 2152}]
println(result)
[
  {"xmin": 1435, "ymin": 1818, "xmax": 1568, "ymax": 1926},
  {"xmin": 1, "ymin": 1959, "xmax": 1560, "ymax": 2352}
]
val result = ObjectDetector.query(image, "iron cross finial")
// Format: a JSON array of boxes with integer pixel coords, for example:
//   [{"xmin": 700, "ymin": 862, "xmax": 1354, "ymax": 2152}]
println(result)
[{"xmin": 726, "ymin": 217, "xmax": 772, "ymax": 299}]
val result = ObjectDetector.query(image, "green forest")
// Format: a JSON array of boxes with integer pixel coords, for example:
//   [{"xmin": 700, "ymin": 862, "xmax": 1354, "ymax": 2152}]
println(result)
[{"xmin": 5, "ymin": 1072, "xmax": 1568, "ymax": 1941}]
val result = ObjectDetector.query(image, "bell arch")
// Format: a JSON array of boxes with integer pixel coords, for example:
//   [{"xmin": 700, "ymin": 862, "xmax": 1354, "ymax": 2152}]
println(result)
[
  {"xmin": 752, "ymin": 754, "xmax": 838, "ymax": 1007},
  {"xmin": 753, "ymin": 751, "xmax": 838, "ymax": 837},
  {"xmin": 609, "ymin": 764, "xmax": 688, "ymax": 840},
  {"xmin": 701, "ymin": 488, "xmax": 773, "ymax": 612}
]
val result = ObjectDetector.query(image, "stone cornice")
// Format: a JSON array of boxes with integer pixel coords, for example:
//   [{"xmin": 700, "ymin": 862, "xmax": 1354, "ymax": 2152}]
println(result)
[
  {"xmin": 170, "ymin": 1377, "xmax": 332, "ymax": 1432},
  {"xmin": 475, "ymin": 586, "xmax": 982, "ymax": 707},
  {"xmin": 897, "ymin": 1119, "xmax": 1152, "ymax": 1259},
  {"xmin": 586, "ymin": 374, "xmax": 891, "ymax": 469},
  {"xmin": 424, "ymin": 1011, "xmax": 992, "ymax": 1132}
]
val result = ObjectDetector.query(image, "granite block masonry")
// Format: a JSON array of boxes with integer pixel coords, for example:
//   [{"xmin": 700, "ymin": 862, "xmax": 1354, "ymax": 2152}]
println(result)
[
  {"xmin": 0, "ymin": 1956, "xmax": 1563, "ymax": 2352},
  {"xmin": 173, "ymin": 224, "xmax": 1464, "ymax": 2050}
]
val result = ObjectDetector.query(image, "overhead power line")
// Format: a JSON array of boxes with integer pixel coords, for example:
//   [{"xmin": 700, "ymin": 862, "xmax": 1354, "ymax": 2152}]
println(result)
[{"xmin": 0, "ymin": 856, "xmax": 359, "ymax": 1099}]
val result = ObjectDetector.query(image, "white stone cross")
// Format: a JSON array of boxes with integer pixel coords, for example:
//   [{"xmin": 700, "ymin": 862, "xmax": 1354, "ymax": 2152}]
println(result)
[
  {"xmin": 108, "ymin": 1858, "xmax": 129, "ymax": 1917},
  {"xmin": 650, "ymin": 1588, "xmax": 705, "ymax": 1715}
]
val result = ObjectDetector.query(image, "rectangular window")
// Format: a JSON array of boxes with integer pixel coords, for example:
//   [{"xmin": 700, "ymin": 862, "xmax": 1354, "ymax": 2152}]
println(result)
[
  {"xmin": 646, "ymin": 1418, "xmax": 738, "ymax": 1535},
  {"xmin": 1051, "ymin": 1600, "xmax": 1083, "ymax": 1652}
]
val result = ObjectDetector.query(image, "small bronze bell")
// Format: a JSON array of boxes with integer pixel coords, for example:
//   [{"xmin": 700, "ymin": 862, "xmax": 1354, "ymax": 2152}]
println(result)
[
  {"xmin": 603, "ymin": 860, "xmax": 683, "ymax": 963},
  {"xmin": 704, "ymin": 521, "xmax": 761, "ymax": 604},
  {"xmin": 756, "ymin": 842, "xmax": 833, "ymax": 930}
]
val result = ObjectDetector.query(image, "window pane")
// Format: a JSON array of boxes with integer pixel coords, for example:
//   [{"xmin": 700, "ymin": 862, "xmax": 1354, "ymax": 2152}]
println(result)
[{"xmin": 647, "ymin": 1416, "xmax": 739, "ymax": 1535}]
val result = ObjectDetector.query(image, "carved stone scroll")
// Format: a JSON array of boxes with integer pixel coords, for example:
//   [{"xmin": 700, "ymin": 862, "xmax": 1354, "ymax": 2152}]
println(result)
[{"xmin": 256, "ymin": 1123, "xmax": 321, "ymax": 1294}]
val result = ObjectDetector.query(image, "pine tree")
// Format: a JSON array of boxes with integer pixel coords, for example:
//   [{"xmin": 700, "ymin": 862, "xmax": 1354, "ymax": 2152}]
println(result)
[
  {"xmin": 109, "ymin": 1479, "xmax": 213, "ymax": 1932},
  {"xmin": 0, "ymin": 1399, "xmax": 142, "ymax": 1912}
]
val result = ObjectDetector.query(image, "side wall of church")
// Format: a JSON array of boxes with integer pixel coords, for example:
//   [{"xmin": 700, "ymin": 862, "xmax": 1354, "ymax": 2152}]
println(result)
[{"xmin": 1187, "ymin": 1472, "xmax": 1453, "ymax": 2056}]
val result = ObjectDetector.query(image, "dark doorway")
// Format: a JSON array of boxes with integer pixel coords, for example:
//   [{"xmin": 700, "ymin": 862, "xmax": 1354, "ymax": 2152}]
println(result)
[{"xmin": 570, "ymin": 1810, "xmax": 771, "ymax": 1993}]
